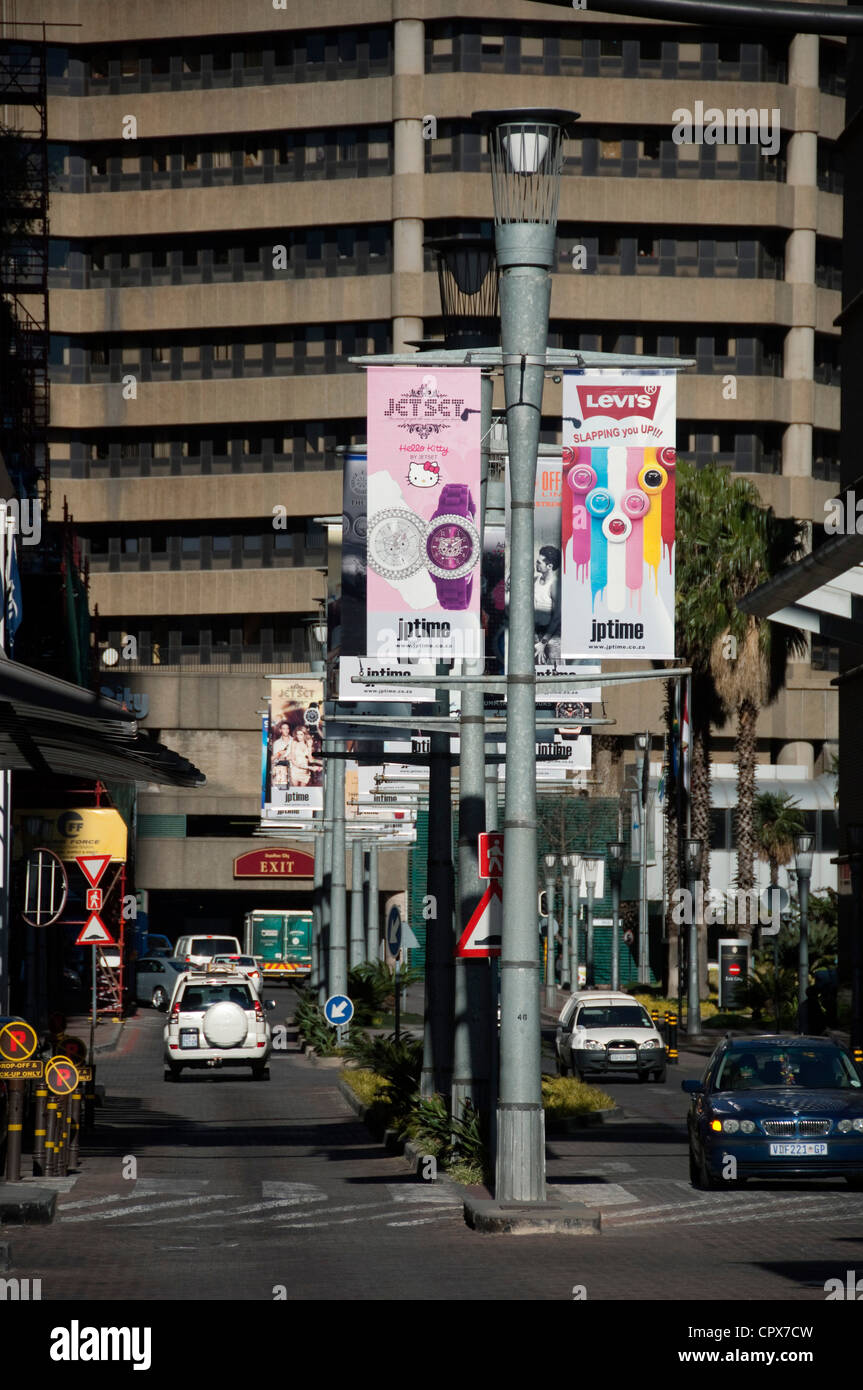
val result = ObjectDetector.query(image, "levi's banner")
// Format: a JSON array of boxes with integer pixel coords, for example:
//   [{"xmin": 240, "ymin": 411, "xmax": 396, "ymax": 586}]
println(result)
[
  {"xmin": 561, "ymin": 371, "xmax": 676, "ymax": 660},
  {"xmin": 263, "ymin": 679, "xmax": 324, "ymax": 821},
  {"xmin": 366, "ymin": 367, "xmax": 482, "ymax": 660}
]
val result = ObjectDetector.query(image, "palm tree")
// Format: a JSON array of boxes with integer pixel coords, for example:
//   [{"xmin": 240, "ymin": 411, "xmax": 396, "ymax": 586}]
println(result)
[
  {"xmin": 754, "ymin": 790, "xmax": 805, "ymax": 886},
  {"xmin": 669, "ymin": 461, "xmax": 805, "ymax": 948}
]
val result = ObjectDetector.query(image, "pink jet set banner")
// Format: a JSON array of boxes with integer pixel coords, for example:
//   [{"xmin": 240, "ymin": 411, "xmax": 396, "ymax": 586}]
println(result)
[
  {"xmin": 561, "ymin": 370, "xmax": 676, "ymax": 660},
  {"xmin": 365, "ymin": 367, "xmax": 483, "ymax": 660}
]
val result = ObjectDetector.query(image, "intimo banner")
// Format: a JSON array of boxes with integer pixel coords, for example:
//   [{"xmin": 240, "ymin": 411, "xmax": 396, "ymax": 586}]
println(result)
[
  {"xmin": 561, "ymin": 370, "xmax": 676, "ymax": 660},
  {"xmin": 263, "ymin": 678, "xmax": 324, "ymax": 821},
  {"xmin": 366, "ymin": 367, "xmax": 482, "ymax": 660}
]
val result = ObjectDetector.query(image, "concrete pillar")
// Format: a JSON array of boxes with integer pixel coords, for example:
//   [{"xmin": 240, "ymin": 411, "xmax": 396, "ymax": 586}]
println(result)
[
  {"xmin": 781, "ymin": 34, "xmax": 819, "ymax": 480},
  {"xmin": 777, "ymin": 741, "xmax": 815, "ymax": 779},
  {"xmin": 392, "ymin": 18, "xmax": 425, "ymax": 351}
]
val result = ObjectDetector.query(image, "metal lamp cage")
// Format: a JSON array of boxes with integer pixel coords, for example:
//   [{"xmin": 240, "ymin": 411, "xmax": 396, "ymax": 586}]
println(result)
[
  {"xmin": 472, "ymin": 108, "xmax": 578, "ymax": 225},
  {"xmin": 425, "ymin": 236, "xmax": 499, "ymax": 347}
]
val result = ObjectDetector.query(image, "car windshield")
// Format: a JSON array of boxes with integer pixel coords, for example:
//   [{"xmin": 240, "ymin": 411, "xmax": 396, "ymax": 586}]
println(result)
[
  {"xmin": 214, "ymin": 955, "xmax": 256, "ymax": 968},
  {"xmin": 179, "ymin": 984, "xmax": 253, "ymax": 1010},
  {"xmin": 576, "ymin": 1006, "xmax": 653, "ymax": 1029},
  {"xmin": 714, "ymin": 1047, "xmax": 861, "ymax": 1091},
  {"xmin": 191, "ymin": 940, "xmax": 239, "ymax": 958}
]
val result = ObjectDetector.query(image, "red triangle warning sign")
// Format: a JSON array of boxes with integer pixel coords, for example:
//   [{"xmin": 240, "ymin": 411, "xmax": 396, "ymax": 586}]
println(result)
[
  {"xmin": 456, "ymin": 881, "xmax": 502, "ymax": 957},
  {"xmin": 76, "ymin": 854, "xmax": 112, "ymax": 888},
  {"xmin": 76, "ymin": 914, "xmax": 116, "ymax": 946}
]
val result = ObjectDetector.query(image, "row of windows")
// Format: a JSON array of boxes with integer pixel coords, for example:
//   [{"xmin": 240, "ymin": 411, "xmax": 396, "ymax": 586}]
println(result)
[
  {"xmin": 709, "ymin": 807, "xmax": 837, "ymax": 852},
  {"xmin": 99, "ymin": 618, "xmax": 309, "ymax": 666},
  {"xmin": 545, "ymin": 324, "xmax": 805, "ymax": 379},
  {"xmin": 426, "ymin": 24, "xmax": 790, "ymax": 83},
  {"xmin": 47, "ymin": 227, "xmax": 392, "ymax": 289},
  {"xmin": 49, "ymin": 422, "xmax": 367, "ymax": 480},
  {"xmin": 82, "ymin": 522, "xmax": 325, "ymax": 572},
  {"xmin": 426, "ymin": 123, "xmax": 792, "ymax": 184},
  {"xmin": 48, "ymin": 130, "xmax": 391, "ymax": 192},
  {"xmin": 49, "ymin": 326, "xmax": 391, "ymax": 384},
  {"xmin": 45, "ymin": 29, "xmax": 392, "ymax": 94}
]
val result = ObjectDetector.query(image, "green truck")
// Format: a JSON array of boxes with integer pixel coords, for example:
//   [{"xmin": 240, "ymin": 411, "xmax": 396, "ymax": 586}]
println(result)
[{"xmin": 244, "ymin": 910, "xmax": 313, "ymax": 982}]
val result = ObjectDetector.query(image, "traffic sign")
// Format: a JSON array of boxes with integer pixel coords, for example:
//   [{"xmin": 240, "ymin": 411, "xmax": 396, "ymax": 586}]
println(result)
[
  {"xmin": 386, "ymin": 904, "xmax": 402, "ymax": 956},
  {"xmin": 21, "ymin": 849, "xmax": 68, "ymax": 927},
  {"xmin": 456, "ymin": 880, "xmax": 502, "ymax": 957},
  {"xmin": 75, "ymin": 853, "xmax": 112, "ymax": 888},
  {"xmin": 0, "ymin": 1058, "xmax": 43, "ymax": 1081},
  {"xmin": 45, "ymin": 1055, "xmax": 80, "ymax": 1094},
  {"xmin": 85, "ymin": 887, "xmax": 103, "ymax": 912},
  {"xmin": 760, "ymin": 885, "xmax": 789, "ymax": 916},
  {"xmin": 75, "ymin": 913, "xmax": 116, "ymax": 946},
  {"xmin": 324, "ymin": 994, "xmax": 354, "ymax": 1026},
  {"xmin": 479, "ymin": 831, "xmax": 504, "ymax": 880},
  {"xmin": 0, "ymin": 1019, "xmax": 38, "ymax": 1062}
]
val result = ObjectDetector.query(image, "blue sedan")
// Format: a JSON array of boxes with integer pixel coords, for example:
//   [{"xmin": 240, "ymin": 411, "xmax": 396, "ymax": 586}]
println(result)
[{"xmin": 683, "ymin": 1035, "xmax": 863, "ymax": 1190}]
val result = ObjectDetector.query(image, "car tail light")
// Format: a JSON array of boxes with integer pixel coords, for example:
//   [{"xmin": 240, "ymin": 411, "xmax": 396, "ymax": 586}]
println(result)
[
  {"xmin": 170, "ymin": 1002, "xmax": 180, "ymax": 1025},
  {"xmin": 253, "ymin": 998, "xmax": 264, "ymax": 1020}
]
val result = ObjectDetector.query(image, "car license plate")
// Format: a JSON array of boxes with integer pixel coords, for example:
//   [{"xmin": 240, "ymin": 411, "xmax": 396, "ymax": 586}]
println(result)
[
  {"xmin": 769, "ymin": 1142, "xmax": 827, "ymax": 1156},
  {"xmin": 180, "ymin": 1029, "xmax": 198, "ymax": 1049},
  {"xmin": 610, "ymin": 1050, "xmax": 637, "ymax": 1062}
]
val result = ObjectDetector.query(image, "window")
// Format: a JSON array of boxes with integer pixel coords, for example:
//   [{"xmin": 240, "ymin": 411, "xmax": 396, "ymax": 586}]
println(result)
[
  {"xmin": 637, "ymin": 234, "xmax": 656, "ymax": 257},
  {"xmin": 213, "ymin": 535, "xmax": 231, "ymax": 552},
  {"xmin": 338, "ymin": 130, "xmax": 357, "ymax": 162},
  {"xmin": 244, "ymin": 144, "xmax": 262, "ymax": 167},
  {"xmin": 678, "ymin": 42, "xmax": 700, "ymax": 63},
  {"xmin": 121, "ymin": 155, "xmax": 139, "ymax": 174},
  {"xmin": 213, "ymin": 246, "xmax": 230, "ymax": 265},
  {"xmin": 182, "ymin": 53, "xmax": 201, "ymax": 75},
  {"xmin": 521, "ymin": 36, "xmax": 544, "ymax": 60},
  {"xmin": 182, "ymin": 345, "xmax": 201, "ymax": 363},
  {"xmin": 432, "ymin": 34, "xmax": 453, "ymax": 58},
  {"xmin": 481, "ymin": 35, "xmax": 504, "ymax": 56},
  {"xmin": 245, "ymin": 50, "xmax": 263, "ymax": 68},
  {"xmin": 183, "ymin": 146, "xmax": 201, "ymax": 171},
  {"xmin": 641, "ymin": 138, "xmax": 660, "ymax": 160},
  {"xmin": 337, "ymin": 227, "xmax": 355, "ymax": 258},
  {"xmin": 369, "ymin": 225, "xmax": 387, "ymax": 259},
  {"xmin": 560, "ymin": 38, "xmax": 582, "ymax": 59},
  {"xmin": 367, "ymin": 128, "xmax": 389, "ymax": 161},
  {"xmin": 151, "ymin": 151, "xmax": 168, "ymax": 172},
  {"xmin": 212, "ymin": 148, "xmax": 232, "ymax": 168},
  {"xmin": 600, "ymin": 38, "xmax": 623, "ymax": 57},
  {"xmin": 120, "ymin": 53, "xmax": 139, "ymax": 78},
  {"xmin": 213, "ymin": 343, "xmax": 231, "ymax": 360},
  {"xmin": 305, "ymin": 133, "xmax": 325, "ymax": 165},
  {"xmin": 306, "ymin": 34, "xmax": 325, "ymax": 64},
  {"xmin": 600, "ymin": 140, "xmax": 622, "ymax": 160}
]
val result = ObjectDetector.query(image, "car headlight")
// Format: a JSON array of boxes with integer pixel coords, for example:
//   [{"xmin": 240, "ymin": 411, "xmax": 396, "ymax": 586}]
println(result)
[
  {"xmin": 854, "ymin": 1118, "xmax": 863, "ymax": 1133},
  {"xmin": 583, "ymin": 1039, "xmax": 606, "ymax": 1051},
  {"xmin": 739, "ymin": 1120, "xmax": 756, "ymax": 1134},
  {"xmin": 721, "ymin": 1119, "xmax": 740, "ymax": 1134},
  {"xmin": 639, "ymin": 1039, "xmax": 660, "ymax": 1049},
  {"xmin": 838, "ymin": 1119, "xmax": 853, "ymax": 1133}
]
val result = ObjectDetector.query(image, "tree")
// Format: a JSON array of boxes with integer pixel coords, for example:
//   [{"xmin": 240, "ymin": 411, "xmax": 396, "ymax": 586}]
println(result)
[{"xmin": 754, "ymin": 790, "xmax": 805, "ymax": 885}]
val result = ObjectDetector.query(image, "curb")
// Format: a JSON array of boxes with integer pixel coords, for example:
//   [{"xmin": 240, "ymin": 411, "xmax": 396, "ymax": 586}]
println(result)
[
  {"xmin": 463, "ymin": 1192, "xmax": 602, "ymax": 1236},
  {"xmin": 546, "ymin": 1105, "xmax": 622, "ymax": 1133},
  {"xmin": 336, "ymin": 1077, "xmax": 457, "ymax": 1187},
  {"xmin": 0, "ymin": 1184, "xmax": 57, "ymax": 1225}
]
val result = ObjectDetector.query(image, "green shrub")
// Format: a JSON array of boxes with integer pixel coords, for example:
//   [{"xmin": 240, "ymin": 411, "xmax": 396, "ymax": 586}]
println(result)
[
  {"xmin": 405, "ymin": 1093, "xmax": 491, "ymax": 1185},
  {"xmin": 293, "ymin": 993, "xmax": 352, "ymax": 1056},
  {"xmin": 343, "ymin": 1031, "xmax": 423, "ymax": 1112},
  {"xmin": 542, "ymin": 1075, "xmax": 615, "ymax": 1115},
  {"xmin": 347, "ymin": 961, "xmax": 421, "ymax": 1027}
]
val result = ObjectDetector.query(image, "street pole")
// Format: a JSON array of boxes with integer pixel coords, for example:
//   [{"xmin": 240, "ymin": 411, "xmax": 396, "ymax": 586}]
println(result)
[
  {"xmin": 637, "ymin": 732, "xmax": 651, "ymax": 986},
  {"xmin": 684, "ymin": 838, "xmax": 703, "ymax": 1036},
  {"xmin": 421, "ymin": 664, "xmax": 455, "ymax": 1099},
  {"xmin": 849, "ymin": 827, "xmax": 863, "ymax": 1065},
  {"xmin": 544, "ymin": 857, "xmax": 557, "ymax": 1010},
  {"xmin": 560, "ymin": 857, "xmax": 571, "ymax": 989},
  {"xmin": 311, "ymin": 825, "xmax": 323, "ymax": 994},
  {"xmin": 349, "ymin": 839, "xmax": 365, "ymax": 971},
  {"xmin": 474, "ymin": 107, "xmax": 577, "ymax": 1204},
  {"xmin": 570, "ymin": 857, "xmax": 581, "ymax": 992},
  {"xmin": 608, "ymin": 842, "xmax": 624, "ymax": 994},
  {"xmin": 453, "ymin": 366, "xmax": 494, "ymax": 1123},
  {"xmin": 329, "ymin": 739, "xmax": 348, "ymax": 999},
  {"xmin": 366, "ymin": 842, "xmax": 379, "ymax": 965},
  {"xmin": 794, "ymin": 833, "xmax": 814, "ymax": 1027},
  {"xmin": 319, "ymin": 740, "xmax": 335, "ymax": 1007},
  {"xmin": 586, "ymin": 880, "xmax": 595, "ymax": 988}
]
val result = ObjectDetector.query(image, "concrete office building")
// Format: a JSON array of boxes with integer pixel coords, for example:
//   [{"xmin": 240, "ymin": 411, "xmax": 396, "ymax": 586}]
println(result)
[{"xmin": 8, "ymin": 0, "xmax": 843, "ymax": 934}]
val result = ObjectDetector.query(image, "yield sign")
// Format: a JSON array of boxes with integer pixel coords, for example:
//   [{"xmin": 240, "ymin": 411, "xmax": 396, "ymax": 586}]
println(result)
[
  {"xmin": 76, "ymin": 913, "xmax": 116, "ymax": 946},
  {"xmin": 75, "ymin": 853, "xmax": 112, "ymax": 888},
  {"xmin": 456, "ymin": 880, "xmax": 502, "ymax": 957}
]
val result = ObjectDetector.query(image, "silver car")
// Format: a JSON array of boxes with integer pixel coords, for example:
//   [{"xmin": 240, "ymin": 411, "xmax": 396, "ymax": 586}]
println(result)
[{"xmin": 135, "ymin": 957, "xmax": 186, "ymax": 1010}]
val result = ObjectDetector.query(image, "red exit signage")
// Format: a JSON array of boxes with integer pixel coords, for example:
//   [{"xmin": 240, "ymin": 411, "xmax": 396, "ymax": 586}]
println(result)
[{"xmin": 233, "ymin": 848, "xmax": 315, "ymax": 879}]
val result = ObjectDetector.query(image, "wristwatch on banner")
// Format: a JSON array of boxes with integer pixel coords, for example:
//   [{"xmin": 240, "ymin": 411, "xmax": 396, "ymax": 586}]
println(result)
[
  {"xmin": 366, "ymin": 486, "xmax": 480, "ymax": 610},
  {"xmin": 425, "ymin": 484, "xmax": 480, "ymax": 610}
]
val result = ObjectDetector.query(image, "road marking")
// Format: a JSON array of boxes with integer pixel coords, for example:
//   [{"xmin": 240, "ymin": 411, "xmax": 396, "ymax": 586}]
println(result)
[
  {"xmin": 128, "ymin": 1194, "xmax": 329, "ymax": 1227},
  {"xmin": 386, "ymin": 1183, "xmax": 461, "ymax": 1205},
  {"xmin": 61, "ymin": 1194, "xmax": 233, "ymax": 1224},
  {"xmin": 387, "ymin": 1213, "xmax": 461, "ymax": 1227},
  {"xmin": 135, "ymin": 1179, "xmax": 211, "ymax": 1195},
  {"xmin": 606, "ymin": 1195, "xmax": 863, "ymax": 1231},
  {"xmin": 276, "ymin": 1204, "xmax": 462, "ymax": 1231},
  {"xmin": 60, "ymin": 1193, "xmax": 143, "ymax": 1212},
  {"xmin": 548, "ymin": 1182, "xmax": 637, "ymax": 1207}
]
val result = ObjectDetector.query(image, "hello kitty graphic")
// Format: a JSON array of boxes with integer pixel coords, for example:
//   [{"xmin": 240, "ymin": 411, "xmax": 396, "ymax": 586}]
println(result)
[{"xmin": 407, "ymin": 458, "xmax": 441, "ymax": 489}]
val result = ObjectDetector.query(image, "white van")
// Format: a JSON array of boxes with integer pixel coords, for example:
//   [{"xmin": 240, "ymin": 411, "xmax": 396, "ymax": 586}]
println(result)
[{"xmin": 174, "ymin": 934, "xmax": 243, "ymax": 968}]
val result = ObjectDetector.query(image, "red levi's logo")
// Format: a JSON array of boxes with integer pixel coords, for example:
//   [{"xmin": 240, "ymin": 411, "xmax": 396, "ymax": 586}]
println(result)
[{"xmin": 576, "ymin": 384, "xmax": 661, "ymax": 422}]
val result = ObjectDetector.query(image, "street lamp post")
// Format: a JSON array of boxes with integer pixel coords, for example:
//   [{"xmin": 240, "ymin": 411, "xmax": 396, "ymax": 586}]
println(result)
[
  {"xmin": 473, "ymin": 107, "xmax": 577, "ymax": 1203},
  {"xmin": 582, "ymin": 854, "xmax": 602, "ymax": 988},
  {"xmin": 607, "ymin": 841, "xmax": 625, "ymax": 993},
  {"xmin": 560, "ymin": 855, "xmax": 571, "ymax": 989},
  {"xmin": 848, "ymin": 825, "xmax": 863, "ymax": 1064},
  {"xmin": 635, "ymin": 733, "xmax": 651, "ymax": 985},
  {"xmin": 794, "ymin": 832, "xmax": 815, "ymax": 1025},
  {"xmin": 544, "ymin": 855, "xmax": 557, "ymax": 1009},
  {"xmin": 366, "ymin": 842, "xmax": 379, "ymax": 965},
  {"xmin": 349, "ymin": 840, "xmax": 365, "ymax": 970},
  {"xmin": 570, "ymin": 854, "xmax": 582, "ymax": 990},
  {"xmin": 684, "ymin": 838, "xmax": 703, "ymax": 1035}
]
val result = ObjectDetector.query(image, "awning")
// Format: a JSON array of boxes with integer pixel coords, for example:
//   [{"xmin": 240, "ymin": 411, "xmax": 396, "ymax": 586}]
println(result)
[
  {"xmin": 0, "ymin": 654, "xmax": 205, "ymax": 787},
  {"xmin": 738, "ymin": 531, "xmax": 863, "ymax": 650}
]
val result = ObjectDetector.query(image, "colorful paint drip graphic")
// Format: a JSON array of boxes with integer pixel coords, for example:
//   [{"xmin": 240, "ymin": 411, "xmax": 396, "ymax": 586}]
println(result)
[{"xmin": 563, "ymin": 444, "xmax": 676, "ymax": 614}]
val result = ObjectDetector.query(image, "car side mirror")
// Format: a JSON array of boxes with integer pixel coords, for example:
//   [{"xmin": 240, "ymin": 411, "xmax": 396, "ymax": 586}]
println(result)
[
  {"xmin": 681, "ymin": 1079, "xmax": 704, "ymax": 1094},
  {"xmin": 266, "ymin": 1000, "xmax": 276, "ymax": 1010}
]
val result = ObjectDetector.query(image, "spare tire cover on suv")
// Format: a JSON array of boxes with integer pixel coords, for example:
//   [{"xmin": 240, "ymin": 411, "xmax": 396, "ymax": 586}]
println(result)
[{"xmin": 202, "ymin": 1001, "xmax": 248, "ymax": 1048}]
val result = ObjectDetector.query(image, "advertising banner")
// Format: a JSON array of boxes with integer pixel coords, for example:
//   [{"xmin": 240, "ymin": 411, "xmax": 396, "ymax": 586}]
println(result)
[
  {"xmin": 13, "ymin": 808, "xmax": 127, "ymax": 863},
  {"xmin": 346, "ymin": 763, "xmax": 417, "ymax": 823},
  {"xmin": 366, "ymin": 367, "xmax": 482, "ymax": 660},
  {"xmin": 561, "ymin": 370, "xmax": 676, "ymax": 659},
  {"xmin": 262, "ymin": 679, "xmax": 324, "ymax": 821}
]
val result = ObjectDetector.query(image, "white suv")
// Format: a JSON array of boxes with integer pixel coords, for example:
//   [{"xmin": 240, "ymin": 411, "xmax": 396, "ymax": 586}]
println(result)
[
  {"xmin": 555, "ymin": 990, "xmax": 667, "ymax": 1084},
  {"xmin": 163, "ymin": 964, "xmax": 275, "ymax": 1081}
]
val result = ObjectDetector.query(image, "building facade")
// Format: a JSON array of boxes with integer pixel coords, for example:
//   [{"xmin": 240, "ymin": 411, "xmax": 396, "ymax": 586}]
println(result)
[{"xmin": 8, "ymin": 0, "xmax": 843, "ymax": 934}]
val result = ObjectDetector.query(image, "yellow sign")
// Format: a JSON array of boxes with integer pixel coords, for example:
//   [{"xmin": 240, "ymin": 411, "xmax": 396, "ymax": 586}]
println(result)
[
  {"xmin": 14, "ymin": 808, "xmax": 127, "ymax": 863},
  {"xmin": 45, "ymin": 1055, "xmax": 80, "ymax": 1094},
  {"xmin": 0, "ymin": 1059, "xmax": 43, "ymax": 1080},
  {"xmin": 0, "ymin": 1020, "xmax": 38, "ymax": 1062}
]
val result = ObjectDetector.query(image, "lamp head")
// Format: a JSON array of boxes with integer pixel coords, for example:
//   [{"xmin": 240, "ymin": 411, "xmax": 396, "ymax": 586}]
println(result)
[{"xmin": 794, "ymin": 832, "xmax": 815, "ymax": 877}]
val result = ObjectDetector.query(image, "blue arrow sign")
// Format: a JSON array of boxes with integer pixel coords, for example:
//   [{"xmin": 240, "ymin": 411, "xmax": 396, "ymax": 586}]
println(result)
[
  {"xmin": 386, "ymin": 905, "xmax": 402, "ymax": 956},
  {"xmin": 324, "ymin": 994, "xmax": 354, "ymax": 1026}
]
